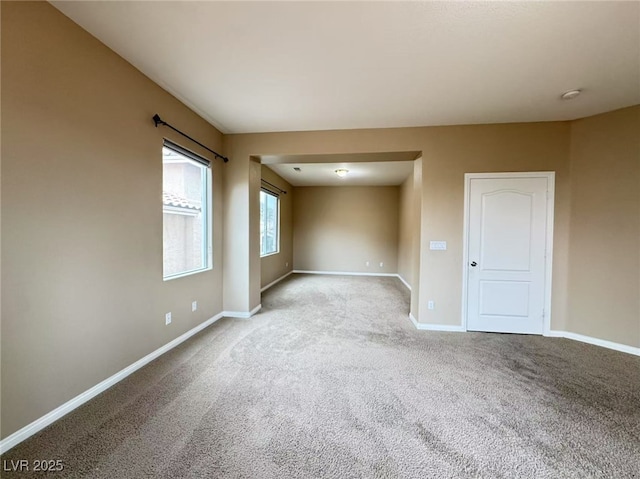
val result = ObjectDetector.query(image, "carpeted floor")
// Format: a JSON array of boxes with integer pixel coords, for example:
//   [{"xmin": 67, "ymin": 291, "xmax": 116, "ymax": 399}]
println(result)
[{"xmin": 2, "ymin": 274, "xmax": 639, "ymax": 478}]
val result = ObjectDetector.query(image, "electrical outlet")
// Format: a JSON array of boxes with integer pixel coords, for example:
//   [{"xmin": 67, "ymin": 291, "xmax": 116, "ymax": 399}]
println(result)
[
  {"xmin": 379, "ymin": 262, "xmax": 384, "ymax": 268},
  {"xmin": 285, "ymin": 262, "xmax": 289, "ymax": 267},
  {"xmin": 366, "ymin": 261, "xmax": 370, "ymax": 267},
  {"xmin": 428, "ymin": 301, "xmax": 435, "ymax": 310},
  {"xmin": 192, "ymin": 301, "xmax": 197, "ymax": 312},
  {"xmin": 165, "ymin": 312, "xmax": 172, "ymax": 325}
]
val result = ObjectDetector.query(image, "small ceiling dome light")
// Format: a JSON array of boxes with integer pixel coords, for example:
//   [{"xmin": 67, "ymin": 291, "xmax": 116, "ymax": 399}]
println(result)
[
  {"xmin": 561, "ymin": 89, "xmax": 582, "ymax": 100},
  {"xmin": 335, "ymin": 168, "xmax": 349, "ymax": 178}
]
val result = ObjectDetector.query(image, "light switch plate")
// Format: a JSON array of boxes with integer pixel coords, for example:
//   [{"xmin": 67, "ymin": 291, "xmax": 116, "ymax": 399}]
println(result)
[{"xmin": 430, "ymin": 241, "xmax": 447, "ymax": 251}]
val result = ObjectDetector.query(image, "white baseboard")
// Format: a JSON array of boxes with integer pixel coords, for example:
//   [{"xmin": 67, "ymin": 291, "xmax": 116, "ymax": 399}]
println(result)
[
  {"xmin": 293, "ymin": 270, "xmax": 398, "ymax": 277},
  {"xmin": 545, "ymin": 330, "xmax": 564, "ymax": 338},
  {"xmin": 292, "ymin": 271, "xmax": 411, "ymax": 290},
  {"xmin": 547, "ymin": 330, "xmax": 640, "ymax": 356},
  {"xmin": 408, "ymin": 313, "xmax": 465, "ymax": 332},
  {"xmin": 406, "ymin": 315, "xmax": 637, "ymax": 352},
  {"xmin": 222, "ymin": 303, "xmax": 262, "ymax": 319},
  {"xmin": 407, "ymin": 322, "xmax": 638, "ymax": 351},
  {"xmin": 261, "ymin": 271, "xmax": 293, "ymax": 292},
  {"xmin": 396, "ymin": 274, "xmax": 411, "ymax": 291},
  {"xmin": 0, "ymin": 311, "xmax": 226, "ymax": 455}
]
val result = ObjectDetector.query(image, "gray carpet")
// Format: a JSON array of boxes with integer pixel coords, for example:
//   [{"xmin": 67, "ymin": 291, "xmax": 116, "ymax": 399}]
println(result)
[{"xmin": 2, "ymin": 274, "xmax": 639, "ymax": 478}]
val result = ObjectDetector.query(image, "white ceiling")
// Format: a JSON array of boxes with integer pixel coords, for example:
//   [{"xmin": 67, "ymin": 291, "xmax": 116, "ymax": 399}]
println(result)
[
  {"xmin": 261, "ymin": 152, "xmax": 419, "ymax": 187},
  {"xmin": 51, "ymin": 1, "xmax": 640, "ymax": 134},
  {"xmin": 267, "ymin": 161, "xmax": 414, "ymax": 187}
]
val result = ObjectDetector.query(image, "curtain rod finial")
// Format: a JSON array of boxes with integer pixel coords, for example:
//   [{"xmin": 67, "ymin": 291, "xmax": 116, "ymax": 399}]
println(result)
[{"xmin": 152, "ymin": 113, "xmax": 228, "ymax": 162}]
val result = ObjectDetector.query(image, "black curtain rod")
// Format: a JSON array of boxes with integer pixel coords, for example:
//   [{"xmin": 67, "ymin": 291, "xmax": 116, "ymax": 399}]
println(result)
[
  {"xmin": 153, "ymin": 114, "xmax": 229, "ymax": 163},
  {"xmin": 261, "ymin": 179, "xmax": 287, "ymax": 194}
]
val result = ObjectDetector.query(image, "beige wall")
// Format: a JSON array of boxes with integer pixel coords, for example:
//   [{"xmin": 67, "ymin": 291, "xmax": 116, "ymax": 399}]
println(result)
[
  {"xmin": 397, "ymin": 173, "xmax": 414, "ymax": 286},
  {"xmin": 226, "ymin": 122, "xmax": 571, "ymax": 330},
  {"xmin": 567, "ymin": 106, "xmax": 640, "ymax": 348},
  {"xmin": 410, "ymin": 157, "xmax": 423, "ymax": 320},
  {"xmin": 261, "ymin": 166, "xmax": 293, "ymax": 289},
  {"xmin": 293, "ymin": 186, "xmax": 399, "ymax": 274},
  {"xmin": 397, "ymin": 159, "xmax": 423, "ymax": 321},
  {"xmin": 419, "ymin": 123, "xmax": 571, "ymax": 327},
  {"xmin": 1, "ymin": 2, "xmax": 225, "ymax": 439}
]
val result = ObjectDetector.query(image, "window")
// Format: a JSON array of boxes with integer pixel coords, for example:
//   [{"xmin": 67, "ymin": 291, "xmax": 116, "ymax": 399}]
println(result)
[
  {"xmin": 260, "ymin": 189, "xmax": 279, "ymax": 256},
  {"xmin": 162, "ymin": 140, "xmax": 212, "ymax": 279}
]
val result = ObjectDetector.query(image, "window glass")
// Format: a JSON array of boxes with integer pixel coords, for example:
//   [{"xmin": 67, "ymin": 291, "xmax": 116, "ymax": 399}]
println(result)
[
  {"xmin": 163, "ymin": 144, "xmax": 211, "ymax": 279},
  {"xmin": 260, "ymin": 189, "xmax": 279, "ymax": 256}
]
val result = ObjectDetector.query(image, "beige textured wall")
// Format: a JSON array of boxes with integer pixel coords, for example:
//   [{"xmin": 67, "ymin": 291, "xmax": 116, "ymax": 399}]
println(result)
[
  {"xmin": 410, "ymin": 158, "xmax": 423, "ymax": 319},
  {"xmin": 221, "ymin": 143, "xmax": 250, "ymax": 312},
  {"xmin": 397, "ymin": 173, "xmax": 414, "ymax": 286},
  {"xmin": 418, "ymin": 124, "xmax": 571, "ymax": 326},
  {"xmin": 567, "ymin": 106, "xmax": 640, "ymax": 347},
  {"xmin": 1, "ymin": 2, "xmax": 225, "ymax": 438},
  {"xmin": 261, "ymin": 166, "xmax": 293, "ymax": 288},
  {"xmin": 226, "ymin": 123, "xmax": 571, "ymax": 328},
  {"xmin": 293, "ymin": 187, "xmax": 400, "ymax": 274}
]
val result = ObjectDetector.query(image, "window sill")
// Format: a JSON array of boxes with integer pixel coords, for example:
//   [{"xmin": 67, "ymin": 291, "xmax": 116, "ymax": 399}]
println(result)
[
  {"xmin": 260, "ymin": 251, "xmax": 280, "ymax": 259},
  {"xmin": 163, "ymin": 266, "xmax": 212, "ymax": 282}
]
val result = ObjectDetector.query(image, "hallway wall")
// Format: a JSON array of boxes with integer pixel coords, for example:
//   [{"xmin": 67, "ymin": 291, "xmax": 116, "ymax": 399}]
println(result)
[{"xmin": 293, "ymin": 186, "xmax": 400, "ymax": 274}]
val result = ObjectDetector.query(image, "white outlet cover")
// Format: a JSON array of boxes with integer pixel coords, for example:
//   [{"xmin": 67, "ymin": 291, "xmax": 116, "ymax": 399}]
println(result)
[
  {"xmin": 165, "ymin": 312, "xmax": 172, "ymax": 325},
  {"xmin": 379, "ymin": 262, "xmax": 384, "ymax": 267},
  {"xmin": 192, "ymin": 301, "xmax": 197, "ymax": 312},
  {"xmin": 427, "ymin": 301, "xmax": 435, "ymax": 310}
]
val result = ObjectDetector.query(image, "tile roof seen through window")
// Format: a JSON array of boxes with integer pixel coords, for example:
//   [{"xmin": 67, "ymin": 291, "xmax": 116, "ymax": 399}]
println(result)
[{"xmin": 162, "ymin": 191, "xmax": 201, "ymax": 211}]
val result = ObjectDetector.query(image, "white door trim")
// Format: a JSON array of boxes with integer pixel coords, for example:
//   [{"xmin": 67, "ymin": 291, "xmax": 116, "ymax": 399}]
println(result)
[{"xmin": 461, "ymin": 172, "xmax": 555, "ymax": 335}]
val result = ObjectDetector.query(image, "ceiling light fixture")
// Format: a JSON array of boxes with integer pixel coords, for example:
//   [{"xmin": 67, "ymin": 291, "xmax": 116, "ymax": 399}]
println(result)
[
  {"xmin": 335, "ymin": 169, "xmax": 349, "ymax": 178},
  {"xmin": 561, "ymin": 89, "xmax": 582, "ymax": 100}
]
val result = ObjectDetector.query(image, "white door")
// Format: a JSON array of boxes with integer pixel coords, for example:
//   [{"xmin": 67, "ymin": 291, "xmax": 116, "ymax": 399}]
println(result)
[{"xmin": 465, "ymin": 174, "xmax": 553, "ymax": 334}]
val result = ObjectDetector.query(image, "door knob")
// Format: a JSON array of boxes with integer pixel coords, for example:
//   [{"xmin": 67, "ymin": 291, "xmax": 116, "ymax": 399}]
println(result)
[{"xmin": 470, "ymin": 261, "xmax": 477, "ymax": 267}]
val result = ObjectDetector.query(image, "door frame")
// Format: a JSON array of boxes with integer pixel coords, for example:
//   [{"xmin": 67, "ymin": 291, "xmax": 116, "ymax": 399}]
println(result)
[{"xmin": 461, "ymin": 172, "xmax": 555, "ymax": 335}]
